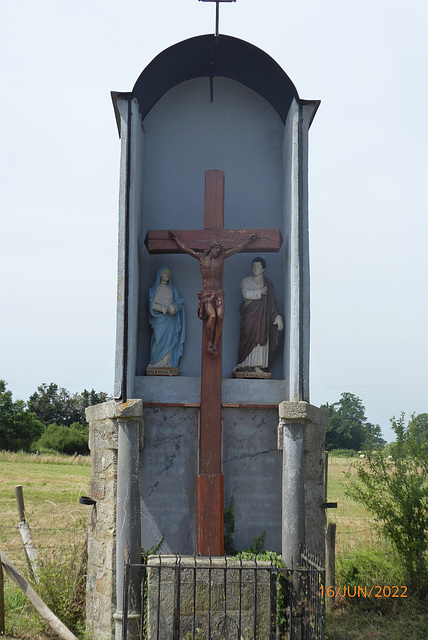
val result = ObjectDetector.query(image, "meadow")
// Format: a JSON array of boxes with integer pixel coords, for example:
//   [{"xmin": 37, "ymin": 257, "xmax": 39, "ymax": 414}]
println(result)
[
  {"xmin": 325, "ymin": 455, "xmax": 428, "ymax": 640},
  {"xmin": 0, "ymin": 452, "xmax": 427, "ymax": 639},
  {"xmin": 0, "ymin": 451, "xmax": 91, "ymax": 639},
  {"xmin": 326, "ymin": 455, "xmax": 378, "ymax": 553}
]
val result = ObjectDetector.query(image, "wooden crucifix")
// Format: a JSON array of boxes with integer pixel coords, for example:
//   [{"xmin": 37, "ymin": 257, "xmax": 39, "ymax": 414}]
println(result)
[{"xmin": 145, "ymin": 170, "xmax": 282, "ymax": 556}]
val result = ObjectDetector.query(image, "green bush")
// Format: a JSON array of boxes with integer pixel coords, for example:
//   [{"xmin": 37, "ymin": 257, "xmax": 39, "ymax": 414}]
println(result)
[
  {"xmin": 345, "ymin": 413, "xmax": 428, "ymax": 595},
  {"xmin": 35, "ymin": 422, "xmax": 89, "ymax": 455},
  {"xmin": 0, "ymin": 380, "xmax": 44, "ymax": 451},
  {"xmin": 328, "ymin": 448, "xmax": 359, "ymax": 457},
  {"xmin": 337, "ymin": 543, "xmax": 404, "ymax": 588}
]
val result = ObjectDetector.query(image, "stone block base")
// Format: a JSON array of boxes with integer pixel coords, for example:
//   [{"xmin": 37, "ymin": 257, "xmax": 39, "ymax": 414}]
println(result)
[{"xmin": 146, "ymin": 556, "xmax": 273, "ymax": 640}]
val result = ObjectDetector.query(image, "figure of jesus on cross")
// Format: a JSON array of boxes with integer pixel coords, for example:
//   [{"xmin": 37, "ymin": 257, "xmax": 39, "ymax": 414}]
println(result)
[
  {"xmin": 168, "ymin": 230, "xmax": 257, "ymax": 356},
  {"xmin": 146, "ymin": 170, "xmax": 282, "ymax": 555}
]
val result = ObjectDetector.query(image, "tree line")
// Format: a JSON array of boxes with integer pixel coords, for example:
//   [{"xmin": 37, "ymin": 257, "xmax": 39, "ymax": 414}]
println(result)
[
  {"xmin": 321, "ymin": 391, "xmax": 386, "ymax": 452},
  {"xmin": 0, "ymin": 381, "xmax": 110, "ymax": 454},
  {"xmin": 2, "ymin": 382, "xmax": 427, "ymax": 460}
]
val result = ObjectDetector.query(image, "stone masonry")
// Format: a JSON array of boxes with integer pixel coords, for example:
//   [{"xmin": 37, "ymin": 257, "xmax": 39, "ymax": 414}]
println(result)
[
  {"xmin": 85, "ymin": 400, "xmax": 144, "ymax": 640},
  {"xmin": 146, "ymin": 556, "xmax": 273, "ymax": 640}
]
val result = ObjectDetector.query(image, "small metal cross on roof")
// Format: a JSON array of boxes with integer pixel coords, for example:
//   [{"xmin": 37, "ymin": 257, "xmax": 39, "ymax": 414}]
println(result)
[{"xmin": 199, "ymin": 0, "xmax": 236, "ymax": 37}]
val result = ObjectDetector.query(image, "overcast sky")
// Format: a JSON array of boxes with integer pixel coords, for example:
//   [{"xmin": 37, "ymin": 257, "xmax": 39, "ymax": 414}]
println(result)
[{"xmin": 1, "ymin": 1, "xmax": 427, "ymax": 442}]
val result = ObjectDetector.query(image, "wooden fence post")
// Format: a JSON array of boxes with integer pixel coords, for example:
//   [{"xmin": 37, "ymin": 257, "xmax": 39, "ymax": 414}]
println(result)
[
  {"xmin": 325, "ymin": 522, "xmax": 336, "ymax": 608},
  {"xmin": 15, "ymin": 485, "xmax": 39, "ymax": 582},
  {"xmin": 14, "ymin": 485, "xmax": 25, "ymax": 522}
]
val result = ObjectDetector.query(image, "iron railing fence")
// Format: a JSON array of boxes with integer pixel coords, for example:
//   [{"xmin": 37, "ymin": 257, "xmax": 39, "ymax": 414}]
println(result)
[{"xmin": 123, "ymin": 553, "xmax": 325, "ymax": 640}]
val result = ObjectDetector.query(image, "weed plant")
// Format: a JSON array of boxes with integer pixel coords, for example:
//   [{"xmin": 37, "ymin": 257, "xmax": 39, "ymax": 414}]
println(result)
[
  {"xmin": 337, "ymin": 539, "xmax": 405, "ymax": 589},
  {"xmin": 3, "ymin": 523, "xmax": 87, "ymax": 639},
  {"xmin": 36, "ymin": 531, "xmax": 87, "ymax": 636},
  {"xmin": 327, "ymin": 535, "xmax": 428, "ymax": 639}
]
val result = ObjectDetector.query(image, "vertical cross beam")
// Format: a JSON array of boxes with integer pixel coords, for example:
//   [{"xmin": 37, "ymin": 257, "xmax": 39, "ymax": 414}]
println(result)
[
  {"xmin": 197, "ymin": 170, "xmax": 225, "ymax": 556},
  {"xmin": 198, "ymin": 0, "xmax": 237, "ymax": 38},
  {"xmin": 145, "ymin": 169, "xmax": 283, "ymax": 557}
]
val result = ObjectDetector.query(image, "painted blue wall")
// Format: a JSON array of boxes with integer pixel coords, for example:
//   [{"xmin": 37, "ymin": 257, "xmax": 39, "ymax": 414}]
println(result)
[{"xmin": 137, "ymin": 76, "xmax": 286, "ymax": 379}]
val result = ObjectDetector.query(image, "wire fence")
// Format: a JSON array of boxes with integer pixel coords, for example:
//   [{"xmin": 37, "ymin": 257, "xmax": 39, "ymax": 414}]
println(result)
[{"xmin": 0, "ymin": 524, "xmax": 87, "ymax": 555}]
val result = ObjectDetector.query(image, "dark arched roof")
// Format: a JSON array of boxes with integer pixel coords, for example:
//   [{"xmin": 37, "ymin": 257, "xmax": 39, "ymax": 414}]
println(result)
[{"xmin": 132, "ymin": 34, "xmax": 299, "ymax": 123}]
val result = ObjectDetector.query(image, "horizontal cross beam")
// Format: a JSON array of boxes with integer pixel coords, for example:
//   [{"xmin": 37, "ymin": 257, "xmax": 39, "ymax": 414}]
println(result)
[{"xmin": 145, "ymin": 228, "xmax": 283, "ymax": 254}]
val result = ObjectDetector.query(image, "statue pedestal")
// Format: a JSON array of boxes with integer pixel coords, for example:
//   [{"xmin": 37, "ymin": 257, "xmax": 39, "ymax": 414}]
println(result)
[
  {"xmin": 233, "ymin": 370, "xmax": 272, "ymax": 379},
  {"xmin": 146, "ymin": 367, "xmax": 179, "ymax": 376}
]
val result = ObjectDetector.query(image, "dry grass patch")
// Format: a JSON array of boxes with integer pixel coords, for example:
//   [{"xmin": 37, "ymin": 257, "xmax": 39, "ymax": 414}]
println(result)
[
  {"xmin": 0, "ymin": 452, "xmax": 90, "ymax": 639},
  {"xmin": 0, "ymin": 451, "xmax": 90, "ymax": 570},
  {"xmin": 326, "ymin": 456, "xmax": 380, "ymax": 553}
]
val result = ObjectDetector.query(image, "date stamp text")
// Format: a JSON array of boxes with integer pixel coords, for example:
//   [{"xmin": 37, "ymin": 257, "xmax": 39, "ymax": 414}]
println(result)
[{"xmin": 321, "ymin": 585, "xmax": 407, "ymax": 599}]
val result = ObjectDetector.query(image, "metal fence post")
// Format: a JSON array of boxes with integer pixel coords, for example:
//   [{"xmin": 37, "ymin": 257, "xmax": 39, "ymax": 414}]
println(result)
[
  {"xmin": 0, "ymin": 560, "xmax": 5, "ymax": 635},
  {"xmin": 123, "ymin": 558, "xmax": 130, "ymax": 640}
]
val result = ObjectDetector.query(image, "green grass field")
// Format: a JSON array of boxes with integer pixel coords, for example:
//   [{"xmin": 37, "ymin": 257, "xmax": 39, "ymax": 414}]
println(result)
[
  {"xmin": 325, "ymin": 455, "xmax": 428, "ymax": 640},
  {"xmin": 0, "ymin": 451, "xmax": 91, "ymax": 639},
  {"xmin": 325, "ymin": 455, "xmax": 379, "ymax": 553},
  {"xmin": 0, "ymin": 452, "xmax": 427, "ymax": 639},
  {"xmin": 0, "ymin": 451, "xmax": 90, "ymax": 562}
]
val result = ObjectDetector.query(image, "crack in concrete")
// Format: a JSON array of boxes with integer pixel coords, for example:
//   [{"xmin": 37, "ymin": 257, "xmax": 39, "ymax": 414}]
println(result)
[{"xmin": 223, "ymin": 448, "xmax": 277, "ymax": 463}]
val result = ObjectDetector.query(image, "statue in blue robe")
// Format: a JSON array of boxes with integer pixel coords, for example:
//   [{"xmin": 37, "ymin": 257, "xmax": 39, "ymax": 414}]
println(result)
[{"xmin": 147, "ymin": 266, "xmax": 185, "ymax": 370}]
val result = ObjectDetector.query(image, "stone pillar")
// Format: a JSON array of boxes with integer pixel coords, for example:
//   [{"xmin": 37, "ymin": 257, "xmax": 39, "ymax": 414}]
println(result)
[
  {"xmin": 281, "ymin": 419, "xmax": 305, "ymax": 568},
  {"xmin": 278, "ymin": 401, "xmax": 328, "ymax": 566},
  {"xmin": 115, "ymin": 404, "xmax": 143, "ymax": 640},
  {"xmin": 85, "ymin": 399, "xmax": 144, "ymax": 640}
]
